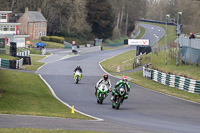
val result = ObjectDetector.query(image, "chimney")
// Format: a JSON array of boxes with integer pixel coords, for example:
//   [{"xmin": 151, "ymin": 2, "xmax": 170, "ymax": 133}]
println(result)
[
  {"xmin": 38, "ymin": 8, "xmax": 41, "ymax": 13},
  {"xmin": 25, "ymin": 7, "xmax": 28, "ymax": 13}
]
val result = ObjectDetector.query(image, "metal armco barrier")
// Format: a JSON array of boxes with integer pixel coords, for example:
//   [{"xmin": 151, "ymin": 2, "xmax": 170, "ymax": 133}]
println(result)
[{"xmin": 143, "ymin": 66, "xmax": 200, "ymax": 94}]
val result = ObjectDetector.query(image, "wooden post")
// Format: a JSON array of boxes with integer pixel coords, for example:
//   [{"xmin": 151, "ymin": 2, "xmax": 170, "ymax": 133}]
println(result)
[
  {"xmin": 190, "ymin": 51, "xmax": 191, "ymax": 65},
  {"xmin": 180, "ymin": 53, "xmax": 182, "ymax": 64},
  {"xmin": 195, "ymin": 54, "xmax": 197, "ymax": 66},
  {"xmin": 185, "ymin": 51, "xmax": 186, "ymax": 65}
]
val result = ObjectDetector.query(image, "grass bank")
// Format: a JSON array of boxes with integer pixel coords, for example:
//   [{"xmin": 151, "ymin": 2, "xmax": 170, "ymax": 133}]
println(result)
[
  {"xmin": 0, "ymin": 54, "xmax": 18, "ymax": 60},
  {"xmin": 29, "ymin": 40, "xmax": 65, "ymax": 49},
  {"xmin": 0, "ymin": 128, "xmax": 105, "ymax": 133},
  {"xmin": 23, "ymin": 55, "xmax": 46, "ymax": 71},
  {"xmin": 0, "ymin": 69, "xmax": 91, "ymax": 119},
  {"xmin": 136, "ymin": 26, "xmax": 145, "ymax": 39}
]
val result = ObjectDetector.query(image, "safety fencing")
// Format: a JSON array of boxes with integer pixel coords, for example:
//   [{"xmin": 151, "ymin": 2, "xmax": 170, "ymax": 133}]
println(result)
[
  {"xmin": 17, "ymin": 50, "xmax": 30, "ymax": 56},
  {"xmin": 143, "ymin": 66, "xmax": 200, "ymax": 95},
  {"xmin": 179, "ymin": 37, "xmax": 200, "ymax": 50},
  {"xmin": 0, "ymin": 58, "xmax": 23, "ymax": 69}
]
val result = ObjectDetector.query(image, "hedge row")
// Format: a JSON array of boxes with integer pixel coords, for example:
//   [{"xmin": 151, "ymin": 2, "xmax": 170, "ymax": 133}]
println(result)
[{"xmin": 42, "ymin": 36, "xmax": 65, "ymax": 43}]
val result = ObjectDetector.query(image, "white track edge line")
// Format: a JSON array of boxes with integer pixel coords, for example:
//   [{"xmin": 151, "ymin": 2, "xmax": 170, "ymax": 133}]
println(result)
[{"xmin": 39, "ymin": 74, "xmax": 103, "ymax": 121}]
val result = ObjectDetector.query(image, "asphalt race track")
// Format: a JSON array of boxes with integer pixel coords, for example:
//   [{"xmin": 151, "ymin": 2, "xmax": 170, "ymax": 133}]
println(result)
[
  {"xmin": 1, "ymin": 23, "xmax": 200, "ymax": 133},
  {"xmin": 35, "ymin": 23, "xmax": 200, "ymax": 133}
]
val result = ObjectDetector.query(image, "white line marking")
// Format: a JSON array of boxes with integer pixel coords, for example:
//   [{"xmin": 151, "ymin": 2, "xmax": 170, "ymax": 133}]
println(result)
[
  {"xmin": 39, "ymin": 74, "xmax": 103, "ymax": 121},
  {"xmin": 37, "ymin": 51, "xmax": 103, "ymax": 121}
]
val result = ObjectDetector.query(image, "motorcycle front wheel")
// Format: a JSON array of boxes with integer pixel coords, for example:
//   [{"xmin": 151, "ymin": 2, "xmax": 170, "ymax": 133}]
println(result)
[
  {"xmin": 99, "ymin": 93, "xmax": 104, "ymax": 104},
  {"xmin": 75, "ymin": 76, "xmax": 79, "ymax": 84}
]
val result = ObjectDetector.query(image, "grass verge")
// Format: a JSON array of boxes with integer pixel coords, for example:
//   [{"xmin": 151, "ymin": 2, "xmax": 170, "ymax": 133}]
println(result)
[
  {"xmin": 23, "ymin": 55, "xmax": 46, "ymax": 71},
  {"xmin": 0, "ymin": 128, "xmax": 105, "ymax": 133},
  {"xmin": 101, "ymin": 50, "xmax": 136, "ymax": 73},
  {"xmin": 0, "ymin": 54, "xmax": 18, "ymax": 60},
  {"xmin": 29, "ymin": 40, "xmax": 65, "ymax": 49},
  {"xmin": 0, "ymin": 69, "xmax": 91, "ymax": 119},
  {"xmin": 136, "ymin": 26, "xmax": 145, "ymax": 39}
]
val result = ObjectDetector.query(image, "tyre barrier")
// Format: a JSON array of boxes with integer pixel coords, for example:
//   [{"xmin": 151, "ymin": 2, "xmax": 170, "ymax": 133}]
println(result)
[
  {"xmin": 17, "ymin": 50, "xmax": 30, "ymax": 56},
  {"xmin": 0, "ymin": 58, "xmax": 23, "ymax": 69},
  {"xmin": 143, "ymin": 66, "xmax": 200, "ymax": 95}
]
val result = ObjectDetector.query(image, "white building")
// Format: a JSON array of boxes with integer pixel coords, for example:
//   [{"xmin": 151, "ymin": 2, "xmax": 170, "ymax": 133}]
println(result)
[{"xmin": 0, "ymin": 11, "xmax": 29, "ymax": 48}]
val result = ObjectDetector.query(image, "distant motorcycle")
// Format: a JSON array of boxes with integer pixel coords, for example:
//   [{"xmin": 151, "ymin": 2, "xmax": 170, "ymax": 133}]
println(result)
[
  {"xmin": 112, "ymin": 84, "xmax": 128, "ymax": 109},
  {"xmin": 96, "ymin": 84, "xmax": 109, "ymax": 104},
  {"xmin": 74, "ymin": 70, "xmax": 82, "ymax": 84}
]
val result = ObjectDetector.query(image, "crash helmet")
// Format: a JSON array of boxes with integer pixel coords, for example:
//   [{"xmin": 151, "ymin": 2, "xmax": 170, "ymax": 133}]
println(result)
[
  {"xmin": 122, "ymin": 76, "xmax": 128, "ymax": 83},
  {"xmin": 103, "ymin": 74, "xmax": 108, "ymax": 80},
  {"xmin": 77, "ymin": 65, "xmax": 81, "ymax": 68}
]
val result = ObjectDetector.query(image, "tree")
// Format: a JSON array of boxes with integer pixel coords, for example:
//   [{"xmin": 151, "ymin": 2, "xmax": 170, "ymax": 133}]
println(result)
[{"xmin": 86, "ymin": 0, "xmax": 115, "ymax": 39}]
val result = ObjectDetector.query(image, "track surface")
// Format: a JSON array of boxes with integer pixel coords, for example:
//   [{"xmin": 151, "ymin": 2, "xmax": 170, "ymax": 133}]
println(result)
[{"xmin": 1, "ymin": 23, "xmax": 200, "ymax": 133}]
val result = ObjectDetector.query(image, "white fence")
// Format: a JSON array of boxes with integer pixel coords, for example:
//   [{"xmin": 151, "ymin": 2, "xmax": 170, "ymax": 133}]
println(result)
[
  {"xmin": 179, "ymin": 37, "xmax": 200, "ymax": 49},
  {"xmin": 17, "ymin": 50, "xmax": 30, "ymax": 56}
]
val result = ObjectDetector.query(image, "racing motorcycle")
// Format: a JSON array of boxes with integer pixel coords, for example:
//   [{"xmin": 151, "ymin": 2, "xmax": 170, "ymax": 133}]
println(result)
[
  {"xmin": 74, "ymin": 70, "xmax": 82, "ymax": 84},
  {"xmin": 96, "ymin": 84, "xmax": 109, "ymax": 104},
  {"xmin": 111, "ymin": 84, "xmax": 128, "ymax": 110}
]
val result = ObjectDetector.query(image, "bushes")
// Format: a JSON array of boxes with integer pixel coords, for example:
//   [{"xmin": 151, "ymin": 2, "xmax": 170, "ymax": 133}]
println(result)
[{"xmin": 41, "ymin": 36, "xmax": 65, "ymax": 43}]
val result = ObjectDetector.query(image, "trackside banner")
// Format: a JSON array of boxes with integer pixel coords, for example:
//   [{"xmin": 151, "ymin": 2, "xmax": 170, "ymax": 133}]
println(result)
[{"xmin": 128, "ymin": 39, "xmax": 149, "ymax": 46}]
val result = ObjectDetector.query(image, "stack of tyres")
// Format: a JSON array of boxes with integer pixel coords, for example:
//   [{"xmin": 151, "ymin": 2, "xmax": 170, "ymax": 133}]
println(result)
[
  {"xmin": 17, "ymin": 56, "xmax": 31, "ymax": 65},
  {"xmin": 10, "ymin": 42, "xmax": 17, "ymax": 57},
  {"xmin": 9, "ymin": 60, "xmax": 16, "ymax": 69}
]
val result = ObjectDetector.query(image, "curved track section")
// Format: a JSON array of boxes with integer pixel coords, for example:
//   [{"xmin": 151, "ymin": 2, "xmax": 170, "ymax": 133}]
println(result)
[{"xmin": 36, "ymin": 23, "xmax": 200, "ymax": 133}]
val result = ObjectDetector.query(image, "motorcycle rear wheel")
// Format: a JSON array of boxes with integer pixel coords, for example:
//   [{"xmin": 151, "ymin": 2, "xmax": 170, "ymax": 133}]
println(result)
[{"xmin": 116, "ymin": 98, "xmax": 122, "ymax": 110}]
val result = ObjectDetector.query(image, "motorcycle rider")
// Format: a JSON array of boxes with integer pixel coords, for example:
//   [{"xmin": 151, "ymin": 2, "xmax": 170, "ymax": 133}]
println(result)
[
  {"xmin": 74, "ymin": 65, "xmax": 83, "ymax": 77},
  {"xmin": 74, "ymin": 65, "xmax": 82, "ymax": 73},
  {"xmin": 95, "ymin": 74, "xmax": 112, "ymax": 95},
  {"xmin": 111, "ymin": 76, "xmax": 130, "ymax": 102}
]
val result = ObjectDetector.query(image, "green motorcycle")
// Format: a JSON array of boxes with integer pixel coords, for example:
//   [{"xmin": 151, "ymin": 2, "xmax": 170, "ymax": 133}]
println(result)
[
  {"xmin": 96, "ymin": 84, "xmax": 109, "ymax": 104},
  {"xmin": 74, "ymin": 70, "xmax": 82, "ymax": 84},
  {"xmin": 112, "ymin": 84, "xmax": 128, "ymax": 110}
]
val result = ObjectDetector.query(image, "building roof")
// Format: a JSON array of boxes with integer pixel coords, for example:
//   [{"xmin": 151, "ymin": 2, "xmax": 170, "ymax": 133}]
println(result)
[
  {"xmin": 0, "ymin": 11, "xmax": 12, "ymax": 14},
  {"xmin": 28, "ymin": 11, "xmax": 47, "ymax": 22}
]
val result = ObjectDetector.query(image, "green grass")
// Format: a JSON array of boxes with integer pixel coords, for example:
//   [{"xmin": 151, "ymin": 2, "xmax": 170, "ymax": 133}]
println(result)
[
  {"xmin": 24, "ymin": 55, "xmax": 45, "ymax": 71},
  {"xmin": 0, "ymin": 54, "xmax": 18, "ymax": 60},
  {"xmin": 101, "ymin": 50, "xmax": 136, "ymax": 73},
  {"xmin": 136, "ymin": 26, "xmax": 145, "ymax": 39},
  {"xmin": 0, "ymin": 128, "xmax": 106, "ymax": 133},
  {"xmin": 140, "ymin": 50, "xmax": 200, "ymax": 80},
  {"xmin": 29, "ymin": 40, "xmax": 65, "ymax": 49},
  {"xmin": 105, "ymin": 36, "xmax": 128, "ymax": 45},
  {"xmin": 0, "ymin": 69, "xmax": 91, "ymax": 119}
]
